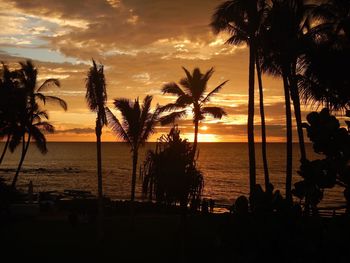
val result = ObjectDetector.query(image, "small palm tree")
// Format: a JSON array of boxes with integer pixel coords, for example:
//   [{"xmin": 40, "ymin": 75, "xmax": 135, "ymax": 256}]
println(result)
[
  {"xmin": 85, "ymin": 59, "xmax": 107, "ymax": 240},
  {"xmin": 106, "ymin": 95, "xmax": 160, "ymax": 202},
  {"xmin": 160, "ymin": 67, "xmax": 227, "ymax": 155},
  {"xmin": 11, "ymin": 60, "xmax": 67, "ymax": 188}
]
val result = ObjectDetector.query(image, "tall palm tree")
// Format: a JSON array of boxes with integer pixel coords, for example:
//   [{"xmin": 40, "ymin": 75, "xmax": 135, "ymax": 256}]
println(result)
[
  {"xmin": 85, "ymin": 59, "xmax": 107, "ymax": 240},
  {"xmin": 0, "ymin": 63, "xmax": 19, "ymax": 165},
  {"xmin": 298, "ymin": 40, "xmax": 350, "ymax": 111},
  {"xmin": 312, "ymin": 0, "xmax": 350, "ymax": 41},
  {"xmin": 11, "ymin": 61, "xmax": 67, "ymax": 188},
  {"xmin": 211, "ymin": 0, "xmax": 267, "ymax": 195},
  {"xmin": 256, "ymin": 57, "xmax": 270, "ymax": 189},
  {"xmin": 259, "ymin": 0, "xmax": 314, "ymax": 202},
  {"xmin": 300, "ymin": 0, "xmax": 350, "ymax": 111},
  {"xmin": 160, "ymin": 67, "xmax": 227, "ymax": 155},
  {"xmin": 106, "ymin": 95, "xmax": 160, "ymax": 202}
]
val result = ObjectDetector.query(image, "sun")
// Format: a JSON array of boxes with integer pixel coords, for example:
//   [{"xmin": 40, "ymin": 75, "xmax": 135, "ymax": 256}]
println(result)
[{"xmin": 200, "ymin": 125, "xmax": 208, "ymax": 131}]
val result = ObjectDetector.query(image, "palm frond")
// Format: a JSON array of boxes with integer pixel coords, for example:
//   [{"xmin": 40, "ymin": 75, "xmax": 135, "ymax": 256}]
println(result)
[
  {"xmin": 36, "ymin": 93, "xmax": 68, "ymax": 111},
  {"xmin": 105, "ymin": 107, "xmax": 131, "ymax": 144},
  {"xmin": 202, "ymin": 80, "xmax": 228, "ymax": 103},
  {"xmin": 113, "ymin": 98, "xmax": 136, "ymax": 134},
  {"xmin": 159, "ymin": 110, "xmax": 187, "ymax": 126},
  {"xmin": 45, "ymin": 95, "xmax": 68, "ymax": 111},
  {"xmin": 139, "ymin": 95, "xmax": 153, "ymax": 130},
  {"xmin": 202, "ymin": 67, "xmax": 215, "ymax": 83},
  {"xmin": 181, "ymin": 67, "xmax": 192, "ymax": 84},
  {"xmin": 85, "ymin": 59, "xmax": 107, "ymax": 115},
  {"xmin": 34, "ymin": 121, "xmax": 55, "ymax": 133},
  {"xmin": 37, "ymin": 78, "xmax": 60, "ymax": 92},
  {"xmin": 9, "ymin": 131, "xmax": 22, "ymax": 153},
  {"xmin": 30, "ymin": 125, "xmax": 48, "ymax": 154},
  {"xmin": 161, "ymin": 82, "xmax": 185, "ymax": 97},
  {"xmin": 176, "ymin": 94, "xmax": 193, "ymax": 106},
  {"xmin": 158, "ymin": 103, "xmax": 182, "ymax": 113},
  {"xmin": 141, "ymin": 106, "xmax": 160, "ymax": 144},
  {"xmin": 201, "ymin": 107, "xmax": 227, "ymax": 119}
]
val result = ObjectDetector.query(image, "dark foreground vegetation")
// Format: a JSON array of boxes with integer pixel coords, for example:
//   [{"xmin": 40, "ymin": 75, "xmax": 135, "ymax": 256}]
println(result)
[{"xmin": 2, "ymin": 199, "xmax": 350, "ymax": 262}]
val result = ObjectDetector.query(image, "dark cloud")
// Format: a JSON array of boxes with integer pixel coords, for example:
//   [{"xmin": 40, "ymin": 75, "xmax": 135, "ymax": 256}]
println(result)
[{"xmin": 55, "ymin": 128, "xmax": 95, "ymax": 134}]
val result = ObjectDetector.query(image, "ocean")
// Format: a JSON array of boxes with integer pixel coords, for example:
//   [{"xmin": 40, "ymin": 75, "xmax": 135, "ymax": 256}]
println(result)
[{"xmin": 0, "ymin": 142, "xmax": 345, "ymax": 208}]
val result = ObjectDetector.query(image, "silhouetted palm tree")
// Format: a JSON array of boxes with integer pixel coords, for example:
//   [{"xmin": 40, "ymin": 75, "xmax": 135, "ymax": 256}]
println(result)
[
  {"xmin": 299, "ymin": 0, "xmax": 350, "ymax": 111},
  {"xmin": 106, "ymin": 95, "xmax": 160, "ymax": 202},
  {"xmin": 160, "ymin": 67, "xmax": 227, "ymax": 155},
  {"xmin": 85, "ymin": 59, "xmax": 107, "ymax": 240},
  {"xmin": 260, "ymin": 0, "xmax": 313, "ymax": 202},
  {"xmin": 298, "ymin": 41, "xmax": 350, "ymax": 111},
  {"xmin": 11, "ymin": 61, "xmax": 67, "ymax": 188},
  {"xmin": 0, "ymin": 63, "xmax": 21, "ymax": 165},
  {"xmin": 256, "ymin": 57, "xmax": 270, "ymax": 189},
  {"xmin": 312, "ymin": 0, "xmax": 350, "ymax": 41},
  {"xmin": 211, "ymin": 0, "xmax": 267, "ymax": 195}
]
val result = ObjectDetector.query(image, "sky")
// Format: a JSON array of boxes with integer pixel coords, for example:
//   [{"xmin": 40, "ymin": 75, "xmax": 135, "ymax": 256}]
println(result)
[{"xmin": 0, "ymin": 0, "xmax": 314, "ymax": 142}]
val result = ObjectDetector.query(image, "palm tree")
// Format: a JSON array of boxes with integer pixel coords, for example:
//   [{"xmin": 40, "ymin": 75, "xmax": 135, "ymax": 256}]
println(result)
[
  {"xmin": 211, "ymin": 0, "xmax": 266, "ymax": 195},
  {"xmin": 312, "ymin": 0, "xmax": 350, "ymax": 41},
  {"xmin": 259, "ymin": 0, "xmax": 314, "ymax": 202},
  {"xmin": 256, "ymin": 57, "xmax": 270, "ymax": 189},
  {"xmin": 160, "ymin": 67, "xmax": 227, "ymax": 155},
  {"xmin": 299, "ymin": 0, "xmax": 350, "ymax": 111},
  {"xmin": 85, "ymin": 59, "xmax": 107, "ymax": 240},
  {"xmin": 11, "ymin": 61, "xmax": 67, "ymax": 188},
  {"xmin": 106, "ymin": 95, "xmax": 160, "ymax": 202},
  {"xmin": 0, "ymin": 63, "xmax": 19, "ymax": 165},
  {"xmin": 298, "ymin": 39, "xmax": 350, "ymax": 111}
]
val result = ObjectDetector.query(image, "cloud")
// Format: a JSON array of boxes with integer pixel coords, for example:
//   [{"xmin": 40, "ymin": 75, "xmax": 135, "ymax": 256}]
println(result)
[
  {"xmin": 55, "ymin": 128, "xmax": 95, "ymax": 134},
  {"xmin": 0, "ymin": 0, "xmax": 315, "ymax": 142}
]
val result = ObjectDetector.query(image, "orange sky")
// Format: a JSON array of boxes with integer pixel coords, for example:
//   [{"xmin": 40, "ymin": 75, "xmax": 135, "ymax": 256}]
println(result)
[{"xmin": 0, "ymin": 0, "xmax": 313, "ymax": 142}]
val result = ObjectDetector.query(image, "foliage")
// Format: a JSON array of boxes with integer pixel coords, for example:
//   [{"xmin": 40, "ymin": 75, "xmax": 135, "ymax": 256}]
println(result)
[
  {"xmin": 141, "ymin": 126, "xmax": 204, "ymax": 207},
  {"xmin": 0, "ymin": 61, "xmax": 67, "ymax": 187},
  {"xmin": 85, "ymin": 59, "xmax": 107, "ymax": 127},
  {"xmin": 293, "ymin": 108, "xmax": 350, "ymax": 211},
  {"xmin": 106, "ymin": 95, "xmax": 160, "ymax": 201},
  {"xmin": 159, "ymin": 67, "xmax": 227, "ymax": 155}
]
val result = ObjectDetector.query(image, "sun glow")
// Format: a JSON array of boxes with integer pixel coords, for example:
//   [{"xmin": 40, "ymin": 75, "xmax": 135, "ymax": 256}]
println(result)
[
  {"xmin": 182, "ymin": 132, "xmax": 219, "ymax": 143},
  {"xmin": 200, "ymin": 125, "xmax": 208, "ymax": 131}
]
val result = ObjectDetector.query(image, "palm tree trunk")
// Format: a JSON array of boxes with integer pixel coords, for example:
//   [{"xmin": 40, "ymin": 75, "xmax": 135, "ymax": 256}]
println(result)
[
  {"xmin": 256, "ymin": 58, "xmax": 270, "ymax": 190},
  {"xmin": 12, "ymin": 133, "xmax": 31, "ymax": 188},
  {"xmin": 131, "ymin": 148, "xmax": 138, "ymax": 202},
  {"xmin": 289, "ymin": 65, "xmax": 307, "ymax": 162},
  {"xmin": 193, "ymin": 118, "xmax": 199, "ymax": 157},
  {"xmin": 130, "ymin": 148, "xmax": 138, "ymax": 228},
  {"xmin": 0, "ymin": 136, "xmax": 10, "ymax": 165},
  {"xmin": 96, "ymin": 118, "xmax": 103, "ymax": 240},
  {"xmin": 248, "ymin": 43, "xmax": 256, "ymax": 196},
  {"xmin": 282, "ymin": 73, "xmax": 293, "ymax": 204}
]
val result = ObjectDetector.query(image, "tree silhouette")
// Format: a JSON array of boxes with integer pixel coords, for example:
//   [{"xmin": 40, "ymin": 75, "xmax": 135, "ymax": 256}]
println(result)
[
  {"xmin": 142, "ymin": 126, "xmax": 203, "ymax": 207},
  {"xmin": 299, "ymin": 0, "xmax": 350, "ymax": 111},
  {"xmin": 106, "ymin": 95, "xmax": 160, "ymax": 202},
  {"xmin": 294, "ymin": 109, "xmax": 350, "ymax": 215},
  {"xmin": 0, "ymin": 63, "xmax": 24, "ymax": 165},
  {"xmin": 85, "ymin": 59, "xmax": 107, "ymax": 240},
  {"xmin": 160, "ymin": 67, "xmax": 227, "ymax": 155},
  {"xmin": 211, "ymin": 0, "xmax": 266, "ymax": 195},
  {"xmin": 11, "ymin": 61, "xmax": 67, "ymax": 188},
  {"xmin": 259, "ymin": 0, "xmax": 313, "ymax": 202}
]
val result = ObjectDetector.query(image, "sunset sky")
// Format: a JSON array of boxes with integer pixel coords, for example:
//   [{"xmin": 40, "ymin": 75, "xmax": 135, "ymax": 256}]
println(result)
[{"xmin": 0, "ymin": 0, "xmax": 313, "ymax": 142}]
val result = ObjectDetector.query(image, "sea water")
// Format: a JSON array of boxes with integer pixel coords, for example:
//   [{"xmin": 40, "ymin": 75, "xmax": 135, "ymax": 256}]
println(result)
[{"xmin": 0, "ymin": 142, "xmax": 345, "ymax": 208}]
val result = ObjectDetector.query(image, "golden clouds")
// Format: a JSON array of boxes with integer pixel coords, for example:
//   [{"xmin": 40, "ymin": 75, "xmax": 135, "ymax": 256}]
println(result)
[{"xmin": 0, "ymin": 0, "xmax": 313, "ymax": 142}]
